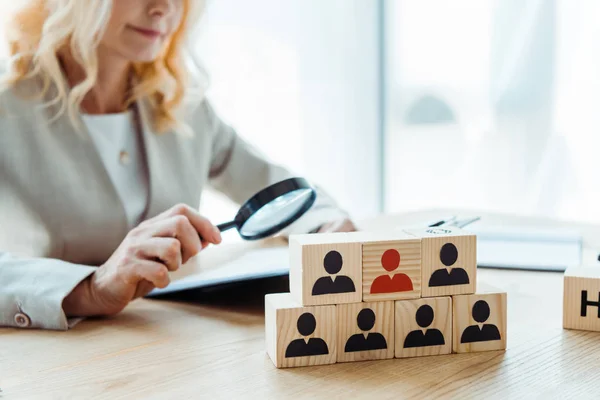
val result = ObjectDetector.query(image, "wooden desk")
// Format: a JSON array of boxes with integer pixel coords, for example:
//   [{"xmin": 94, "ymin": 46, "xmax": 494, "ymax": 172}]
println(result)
[{"xmin": 3, "ymin": 209, "xmax": 600, "ymax": 399}]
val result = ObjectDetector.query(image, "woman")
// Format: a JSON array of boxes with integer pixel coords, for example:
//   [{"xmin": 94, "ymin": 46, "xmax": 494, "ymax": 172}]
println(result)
[{"xmin": 0, "ymin": 0, "xmax": 355, "ymax": 330}]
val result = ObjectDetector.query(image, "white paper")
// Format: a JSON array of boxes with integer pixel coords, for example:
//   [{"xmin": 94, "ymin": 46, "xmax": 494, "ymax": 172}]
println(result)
[
  {"xmin": 397, "ymin": 221, "xmax": 583, "ymax": 271},
  {"xmin": 466, "ymin": 224, "xmax": 583, "ymax": 271}
]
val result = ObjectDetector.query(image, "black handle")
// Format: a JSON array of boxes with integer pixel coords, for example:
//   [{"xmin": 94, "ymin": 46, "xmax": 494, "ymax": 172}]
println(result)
[{"xmin": 217, "ymin": 220, "xmax": 237, "ymax": 232}]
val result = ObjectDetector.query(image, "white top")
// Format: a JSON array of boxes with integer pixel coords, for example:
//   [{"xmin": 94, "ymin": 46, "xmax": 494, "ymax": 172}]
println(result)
[{"xmin": 81, "ymin": 110, "xmax": 149, "ymax": 229}]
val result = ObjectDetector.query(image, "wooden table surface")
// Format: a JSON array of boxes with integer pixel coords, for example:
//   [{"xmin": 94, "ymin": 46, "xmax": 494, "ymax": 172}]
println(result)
[{"xmin": 3, "ymin": 209, "xmax": 600, "ymax": 399}]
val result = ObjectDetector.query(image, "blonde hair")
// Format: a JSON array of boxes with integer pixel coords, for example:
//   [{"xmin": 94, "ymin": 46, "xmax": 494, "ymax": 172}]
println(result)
[{"xmin": 2, "ymin": 0, "xmax": 206, "ymax": 134}]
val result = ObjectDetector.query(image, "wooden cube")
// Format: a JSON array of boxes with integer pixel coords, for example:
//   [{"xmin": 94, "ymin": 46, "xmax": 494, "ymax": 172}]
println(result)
[
  {"xmin": 452, "ymin": 288, "xmax": 507, "ymax": 353},
  {"xmin": 405, "ymin": 226, "xmax": 476, "ymax": 297},
  {"xmin": 362, "ymin": 231, "xmax": 422, "ymax": 302},
  {"xmin": 564, "ymin": 267, "xmax": 600, "ymax": 332},
  {"xmin": 265, "ymin": 293, "xmax": 336, "ymax": 368},
  {"xmin": 337, "ymin": 301, "xmax": 395, "ymax": 362},
  {"xmin": 289, "ymin": 232, "xmax": 364, "ymax": 306},
  {"xmin": 395, "ymin": 297, "xmax": 452, "ymax": 358}
]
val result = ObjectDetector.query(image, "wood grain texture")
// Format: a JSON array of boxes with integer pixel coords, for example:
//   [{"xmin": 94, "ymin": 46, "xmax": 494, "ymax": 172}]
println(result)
[
  {"xmin": 6, "ymin": 210, "xmax": 600, "ymax": 399},
  {"xmin": 452, "ymin": 291, "xmax": 507, "ymax": 353},
  {"xmin": 289, "ymin": 233, "xmax": 362, "ymax": 306},
  {"xmin": 564, "ymin": 267, "xmax": 600, "ymax": 332},
  {"xmin": 395, "ymin": 297, "xmax": 452, "ymax": 358},
  {"xmin": 265, "ymin": 293, "xmax": 336, "ymax": 368},
  {"xmin": 337, "ymin": 301, "xmax": 394, "ymax": 362},
  {"xmin": 362, "ymin": 236, "xmax": 421, "ymax": 302},
  {"xmin": 405, "ymin": 227, "xmax": 476, "ymax": 298}
]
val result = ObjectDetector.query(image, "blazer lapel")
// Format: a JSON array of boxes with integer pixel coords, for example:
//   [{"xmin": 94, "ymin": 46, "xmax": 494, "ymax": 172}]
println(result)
[
  {"xmin": 39, "ymin": 66, "xmax": 127, "ymax": 216},
  {"xmin": 45, "ymin": 68, "xmax": 158, "ymax": 227},
  {"xmin": 34, "ymin": 72, "xmax": 130, "ymax": 261},
  {"xmin": 134, "ymin": 97, "xmax": 204, "ymax": 220},
  {"xmin": 42, "ymin": 68, "xmax": 180, "ymax": 226}
]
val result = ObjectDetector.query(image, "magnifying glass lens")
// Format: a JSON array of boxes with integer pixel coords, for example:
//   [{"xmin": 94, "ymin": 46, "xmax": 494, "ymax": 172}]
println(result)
[{"xmin": 240, "ymin": 188, "xmax": 314, "ymax": 237}]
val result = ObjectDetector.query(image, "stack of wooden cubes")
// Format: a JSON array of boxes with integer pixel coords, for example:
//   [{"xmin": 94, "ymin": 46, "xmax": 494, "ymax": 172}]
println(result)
[{"xmin": 265, "ymin": 227, "xmax": 507, "ymax": 368}]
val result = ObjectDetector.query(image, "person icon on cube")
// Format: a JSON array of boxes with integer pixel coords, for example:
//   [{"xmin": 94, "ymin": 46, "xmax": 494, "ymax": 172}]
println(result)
[
  {"xmin": 311, "ymin": 250, "xmax": 356, "ymax": 295},
  {"xmin": 460, "ymin": 300, "xmax": 501, "ymax": 343},
  {"xmin": 370, "ymin": 249, "xmax": 414, "ymax": 294},
  {"xmin": 403, "ymin": 304, "xmax": 445, "ymax": 348},
  {"xmin": 344, "ymin": 308, "xmax": 388, "ymax": 352},
  {"xmin": 428, "ymin": 243, "xmax": 470, "ymax": 287},
  {"xmin": 285, "ymin": 312, "xmax": 329, "ymax": 358}
]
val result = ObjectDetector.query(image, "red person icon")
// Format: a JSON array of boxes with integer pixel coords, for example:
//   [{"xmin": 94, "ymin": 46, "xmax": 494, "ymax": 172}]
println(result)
[{"xmin": 370, "ymin": 249, "xmax": 414, "ymax": 294}]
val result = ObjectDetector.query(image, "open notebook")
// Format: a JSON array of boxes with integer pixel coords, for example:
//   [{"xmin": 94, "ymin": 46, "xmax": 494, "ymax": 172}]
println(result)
[{"xmin": 148, "ymin": 245, "xmax": 289, "ymax": 296}]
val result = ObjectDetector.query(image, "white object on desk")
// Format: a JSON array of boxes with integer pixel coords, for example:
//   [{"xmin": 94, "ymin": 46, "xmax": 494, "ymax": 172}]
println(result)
[
  {"xmin": 395, "ymin": 220, "xmax": 583, "ymax": 271},
  {"xmin": 465, "ymin": 224, "xmax": 583, "ymax": 271}
]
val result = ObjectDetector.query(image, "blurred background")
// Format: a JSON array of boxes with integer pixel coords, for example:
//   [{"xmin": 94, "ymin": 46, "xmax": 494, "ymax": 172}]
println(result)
[
  {"xmin": 198, "ymin": 0, "xmax": 600, "ymax": 226},
  {"xmin": 3, "ymin": 0, "xmax": 600, "ymax": 226}
]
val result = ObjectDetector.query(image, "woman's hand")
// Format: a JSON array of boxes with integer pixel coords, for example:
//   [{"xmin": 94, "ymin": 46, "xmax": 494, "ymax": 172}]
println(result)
[
  {"xmin": 62, "ymin": 204, "xmax": 222, "ymax": 318},
  {"xmin": 317, "ymin": 218, "xmax": 358, "ymax": 233}
]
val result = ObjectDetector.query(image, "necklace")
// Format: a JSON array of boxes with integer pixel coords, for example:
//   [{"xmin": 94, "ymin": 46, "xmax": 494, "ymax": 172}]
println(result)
[
  {"xmin": 120, "ymin": 100, "xmax": 144, "ymax": 166},
  {"xmin": 56, "ymin": 58, "xmax": 145, "ymax": 166}
]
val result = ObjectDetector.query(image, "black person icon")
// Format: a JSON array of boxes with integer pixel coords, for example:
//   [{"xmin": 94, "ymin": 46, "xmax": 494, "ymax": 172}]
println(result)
[
  {"xmin": 344, "ymin": 308, "xmax": 388, "ymax": 352},
  {"xmin": 285, "ymin": 312, "xmax": 329, "ymax": 358},
  {"xmin": 460, "ymin": 300, "xmax": 501, "ymax": 343},
  {"xmin": 311, "ymin": 250, "xmax": 356, "ymax": 295},
  {"xmin": 403, "ymin": 305, "xmax": 445, "ymax": 348},
  {"xmin": 428, "ymin": 242, "xmax": 470, "ymax": 287}
]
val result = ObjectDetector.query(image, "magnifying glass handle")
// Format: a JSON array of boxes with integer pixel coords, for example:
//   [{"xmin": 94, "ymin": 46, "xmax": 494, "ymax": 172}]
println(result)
[{"xmin": 216, "ymin": 220, "xmax": 237, "ymax": 232}]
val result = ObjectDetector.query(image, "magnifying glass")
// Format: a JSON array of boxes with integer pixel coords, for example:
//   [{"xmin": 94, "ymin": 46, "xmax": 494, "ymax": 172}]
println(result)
[{"xmin": 213, "ymin": 177, "xmax": 317, "ymax": 240}]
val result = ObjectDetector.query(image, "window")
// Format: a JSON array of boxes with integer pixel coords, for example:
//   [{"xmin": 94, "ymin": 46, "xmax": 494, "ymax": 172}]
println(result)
[{"xmin": 384, "ymin": 0, "xmax": 600, "ymax": 224}]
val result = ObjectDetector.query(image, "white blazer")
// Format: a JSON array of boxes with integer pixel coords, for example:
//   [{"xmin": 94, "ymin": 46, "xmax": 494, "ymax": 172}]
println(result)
[{"xmin": 0, "ymin": 68, "xmax": 348, "ymax": 330}]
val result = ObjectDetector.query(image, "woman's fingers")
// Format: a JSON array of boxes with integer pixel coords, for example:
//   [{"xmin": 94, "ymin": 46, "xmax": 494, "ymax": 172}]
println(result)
[
  {"xmin": 133, "ymin": 280, "xmax": 156, "ymax": 299},
  {"xmin": 127, "ymin": 260, "xmax": 171, "ymax": 289},
  {"xmin": 184, "ymin": 211, "xmax": 222, "ymax": 245},
  {"xmin": 136, "ymin": 237, "xmax": 182, "ymax": 271},
  {"xmin": 137, "ymin": 204, "xmax": 222, "ymax": 257},
  {"xmin": 141, "ymin": 216, "xmax": 202, "ymax": 264},
  {"xmin": 165, "ymin": 204, "xmax": 222, "ymax": 245}
]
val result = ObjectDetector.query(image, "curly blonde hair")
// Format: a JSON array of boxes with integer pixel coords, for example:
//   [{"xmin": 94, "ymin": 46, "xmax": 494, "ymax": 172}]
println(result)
[{"xmin": 1, "ymin": 0, "xmax": 205, "ymax": 134}]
